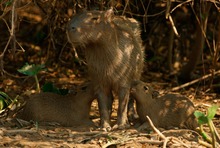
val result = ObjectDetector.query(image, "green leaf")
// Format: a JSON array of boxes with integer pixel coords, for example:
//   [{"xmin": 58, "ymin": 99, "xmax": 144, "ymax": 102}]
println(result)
[
  {"xmin": 207, "ymin": 105, "xmax": 218, "ymax": 120},
  {"xmin": 0, "ymin": 91, "xmax": 13, "ymax": 110},
  {"xmin": 5, "ymin": 0, "xmax": 13, "ymax": 6},
  {"xmin": 200, "ymin": 130, "xmax": 212, "ymax": 143},
  {"xmin": 42, "ymin": 82, "xmax": 69, "ymax": 95},
  {"xmin": 194, "ymin": 111, "xmax": 208, "ymax": 125},
  {"xmin": 0, "ymin": 98, "xmax": 6, "ymax": 110},
  {"xmin": 194, "ymin": 111, "xmax": 204, "ymax": 117},
  {"xmin": 0, "ymin": 91, "xmax": 13, "ymax": 102},
  {"xmin": 42, "ymin": 82, "xmax": 60, "ymax": 94},
  {"xmin": 18, "ymin": 63, "xmax": 45, "ymax": 76},
  {"xmin": 58, "ymin": 89, "xmax": 69, "ymax": 95}
]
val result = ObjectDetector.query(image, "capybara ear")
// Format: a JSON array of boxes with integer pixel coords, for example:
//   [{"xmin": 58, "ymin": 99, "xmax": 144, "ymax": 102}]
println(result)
[
  {"xmin": 104, "ymin": 8, "xmax": 114, "ymax": 22},
  {"xmin": 131, "ymin": 80, "xmax": 140, "ymax": 88},
  {"xmin": 76, "ymin": 7, "xmax": 87, "ymax": 13}
]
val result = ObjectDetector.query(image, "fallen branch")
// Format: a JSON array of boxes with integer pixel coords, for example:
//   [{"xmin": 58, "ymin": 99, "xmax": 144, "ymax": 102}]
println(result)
[
  {"xmin": 2, "ymin": 129, "xmax": 37, "ymax": 135},
  {"xmin": 171, "ymin": 70, "xmax": 220, "ymax": 91},
  {"xmin": 146, "ymin": 116, "xmax": 190, "ymax": 148},
  {"xmin": 146, "ymin": 116, "xmax": 166, "ymax": 140},
  {"xmin": 198, "ymin": 139, "xmax": 212, "ymax": 148},
  {"xmin": 137, "ymin": 139, "xmax": 163, "ymax": 145}
]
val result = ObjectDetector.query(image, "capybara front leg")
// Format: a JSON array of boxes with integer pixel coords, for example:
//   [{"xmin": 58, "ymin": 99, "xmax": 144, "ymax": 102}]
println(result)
[
  {"xmin": 114, "ymin": 87, "xmax": 130, "ymax": 129},
  {"xmin": 97, "ymin": 90, "xmax": 111, "ymax": 131}
]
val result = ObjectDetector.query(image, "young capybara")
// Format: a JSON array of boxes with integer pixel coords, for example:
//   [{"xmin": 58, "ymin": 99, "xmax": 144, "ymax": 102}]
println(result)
[
  {"xmin": 67, "ymin": 9, "xmax": 144, "ymax": 130},
  {"xmin": 17, "ymin": 84, "xmax": 95, "ymax": 127},
  {"xmin": 130, "ymin": 81, "xmax": 198, "ymax": 130}
]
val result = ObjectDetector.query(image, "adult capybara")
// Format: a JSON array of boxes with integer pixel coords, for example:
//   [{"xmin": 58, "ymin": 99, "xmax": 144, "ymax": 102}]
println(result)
[
  {"xmin": 17, "ymin": 84, "xmax": 95, "ymax": 127},
  {"xmin": 130, "ymin": 81, "xmax": 198, "ymax": 130},
  {"xmin": 67, "ymin": 9, "xmax": 144, "ymax": 130}
]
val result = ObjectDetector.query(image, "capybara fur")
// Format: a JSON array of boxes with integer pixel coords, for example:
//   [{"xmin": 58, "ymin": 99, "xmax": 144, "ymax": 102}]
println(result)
[
  {"xmin": 17, "ymin": 84, "xmax": 95, "ymax": 127},
  {"xmin": 131, "ymin": 81, "xmax": 198, "ymax": 130},
  {"xmin": 67, "ymin": 9, "xmax": 144, "ymax": 130}
]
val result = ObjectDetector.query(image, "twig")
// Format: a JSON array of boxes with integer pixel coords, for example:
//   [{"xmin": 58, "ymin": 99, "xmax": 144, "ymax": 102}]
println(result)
[
  {"xmin": 11, "ymin": 0, "xmax": 17, "ymax": 57},
  {"xmin": 171, "ymin": 70, "xmax": 220, "ymax": 91},
  {"xmin": 146, "ymin": 116, "xmax": 166, "ymax": 140},
  {"xmin": 198, "ymin": 139, "xmax": 213, "ymax": 148},
  {"xmin": 137, "ymin": 139, "xmax": 163, "ymax": 145},
  {"xmin": 70, "ymin": 131, "xmax": 108, "ymax": 136},
  {"xmin": 0, "ymin": 0, "xmax": 18, "ymax": 75},
  {"xmin": 168, "ymin": 15, "xmax": 179, "ymax": 37},
  {"xmin": 2, "ymin": 129, "xmax": 37, "ymax": 135},
  {"xmin": 146, "ymin": 116, "xmax": 169, "ymax": 148},
  {"xmin": 122, "ymin": 0, "xmax": 129, "ymax": 16},
  {"xmin": 146, "ymin": 116, "xmax": 190, "ymax": 148},
  {"xmin": 101, "ymin": 132, "xmax": 133, "ymax": 148},
  {"xmin": 170, "ymin": 0, "xmax": 192, "ymax": 14},
  {"xmin": 165, "ymin": 0, "xmax": 171, "ymax": 19},
  {"xmin": 202, "ymin": 103, "xmax": 220, "ymax": 111},
  {"xmin": 190, "ymin": 2, "xmax": 212, "ymax": 54},
  {"xmin": 170, "ymin": 137, "xmax": 190, "ymax": 148},
  {"xmin": 212, "ymin": 122, "xmax": 220, "ymax": 143}
]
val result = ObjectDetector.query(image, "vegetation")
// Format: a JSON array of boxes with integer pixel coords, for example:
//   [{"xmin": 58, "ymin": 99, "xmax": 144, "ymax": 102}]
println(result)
[
  {"xmin": 17, "ymin": 63, "xmax": 45, "ymax": 93},
  {"xmin": 195, "ymin": 105, "xmax": 220, "ymax": 147}
]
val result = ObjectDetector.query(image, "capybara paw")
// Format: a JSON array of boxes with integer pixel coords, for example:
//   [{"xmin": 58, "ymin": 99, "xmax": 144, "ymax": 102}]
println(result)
[
  {"xmin": 128, "ymin": 113, "xmax": 139, "ymax": 122},
  {"xmin": 98, "ymin": 122, "xmax": 112, "ymax": 131},
  {"xmin": 102, "ymin": 126, "xmax": 112, "ymax": 132},
  {"xmin": 112, "ymin": 123, "xmax": 130, "ymax": 130},
  {"xmin": 137, "ymin": 126, "xmax": 146, "ymax": 131},
  {"xmin": 137, "ymin": 123, "xmax": 149, "ymax": 131}
]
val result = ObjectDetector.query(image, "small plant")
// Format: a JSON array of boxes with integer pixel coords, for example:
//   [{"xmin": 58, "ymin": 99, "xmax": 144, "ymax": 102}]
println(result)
[
  {"xmin": 42, "ymin": 82, "xmax": 69, "ymax": 95},
  {"xmin": 18, "ymin": 63, "xmax": 45, "ymax": 93},
  {"xmin": 194, "ymin": 105, "xmax": 220, "ymax": 148},
  {"xmin": 0, "ymin": 91, "xmax": 19, "ymax": 112},
  {"xmin": 0, "ymin": 91, "xmax": 13, "ymax": 110}
]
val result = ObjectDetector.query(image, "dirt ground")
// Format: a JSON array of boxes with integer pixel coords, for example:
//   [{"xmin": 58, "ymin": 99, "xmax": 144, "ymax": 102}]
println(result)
[{"xmin": 0, "ymin": 70, "xmax": 220, "ymax": 148}]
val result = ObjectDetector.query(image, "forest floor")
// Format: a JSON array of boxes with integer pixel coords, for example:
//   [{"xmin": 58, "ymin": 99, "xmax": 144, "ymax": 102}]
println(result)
[{"xmin": 0, "ymin": 67, "xmax": 220, "ymax": 148}]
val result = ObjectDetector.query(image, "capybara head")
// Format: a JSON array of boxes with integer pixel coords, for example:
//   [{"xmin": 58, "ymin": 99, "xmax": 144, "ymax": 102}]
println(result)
[
  {"xmin": 67, "ymin": 9, "xmax": 114, "ymax": 46},
  {"xmin": 131, "ymin": 81, "xmax": 159, "ymax": 102}
]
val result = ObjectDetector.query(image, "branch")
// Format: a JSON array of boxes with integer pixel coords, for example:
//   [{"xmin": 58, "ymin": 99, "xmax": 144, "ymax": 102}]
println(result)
[{"xmin": 171, "ymin": 70, "xmax": 220, "ymax": 91}]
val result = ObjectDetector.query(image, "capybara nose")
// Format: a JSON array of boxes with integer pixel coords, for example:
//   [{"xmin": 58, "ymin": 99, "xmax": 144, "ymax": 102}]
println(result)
[
  {"xmin": 71, "ymin": 26, "xmax": 76, "ymax": 31},
  {"xmin": 66, "ymin": 21, "xmax": 77, "ymax": 31}
]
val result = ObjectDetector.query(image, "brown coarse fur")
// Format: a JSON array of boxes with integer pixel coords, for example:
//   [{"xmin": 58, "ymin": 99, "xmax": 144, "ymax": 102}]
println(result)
[
  {"xmin": 17, "ymin": 84, "xmax": 95, "ymax": 127},
  {"xmin": 67, "ymin": 9, "xmax": 144, "ymax": 130},
  {"xmin": 131, "ymin": 81, "xmax": 198, "ymax": 130}
]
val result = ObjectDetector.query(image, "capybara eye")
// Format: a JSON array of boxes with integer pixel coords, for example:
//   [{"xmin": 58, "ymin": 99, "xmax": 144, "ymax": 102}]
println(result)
[
  {"xmin": 143, "ymin": 86, "xmax": 149, "ymax": 91},
  {"xmin": 71, "ymin": 26, "xmax": 76, "ymax": 31},
  {"xmin": 81, "ymin": 86, "xmax": 87, "ymax": 90}
]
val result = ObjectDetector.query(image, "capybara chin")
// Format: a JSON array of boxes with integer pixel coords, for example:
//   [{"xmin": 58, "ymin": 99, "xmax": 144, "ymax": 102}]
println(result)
[
  {"xmin": 17, "ymin": 84, "xmax": 95, "ymax": 127},
  {"xmin": 67, "ymin": 9, "xmax": 144, "ymax": 130},
  {"xmin": 130, "ymin": 81, "xmax": 198, "ymax": 130}
]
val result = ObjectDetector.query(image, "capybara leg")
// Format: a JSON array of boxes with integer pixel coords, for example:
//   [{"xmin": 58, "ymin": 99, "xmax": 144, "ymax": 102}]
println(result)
[
  {"xmin": 97, "ymin": 90, "xmax": 111, "ymax": 131},
  {"xmin": 107, "ymin": 91, "xmax": 114, "ymax": 117},
  {"xmin": 114, "ymin": 87, "xmax": 130, "ymax": 129},
  {"xmin": 137, "ymin": 122, "xmax": 150, "ymax": 131},
  {"xmin": 127, "ymin": 96, "xmax": 138, "ymax": 122}
]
